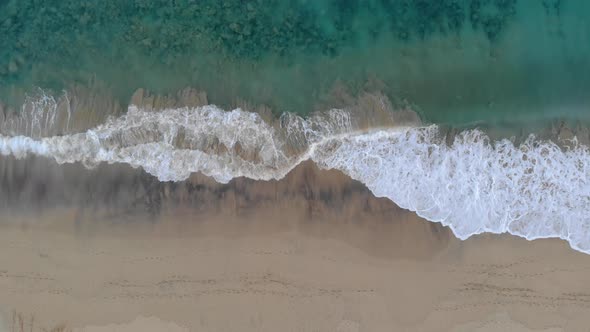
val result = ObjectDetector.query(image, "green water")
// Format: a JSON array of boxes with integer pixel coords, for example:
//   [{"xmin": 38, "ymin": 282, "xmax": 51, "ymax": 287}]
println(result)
[{"xmin": 1, "ymin": 0, "xmax": 589, "ymax": 127}]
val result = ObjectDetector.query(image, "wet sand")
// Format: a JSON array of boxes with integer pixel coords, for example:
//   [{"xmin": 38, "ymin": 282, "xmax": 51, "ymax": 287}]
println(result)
[{"xmin": 1, "ymin": 161, "xmax": 590, "ymax": 332}]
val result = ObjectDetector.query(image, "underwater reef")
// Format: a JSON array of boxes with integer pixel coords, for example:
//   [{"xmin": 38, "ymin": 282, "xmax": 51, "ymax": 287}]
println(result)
[{"xmin": 0, "ymin": 0, "xmax": 521, "ymax": 97}]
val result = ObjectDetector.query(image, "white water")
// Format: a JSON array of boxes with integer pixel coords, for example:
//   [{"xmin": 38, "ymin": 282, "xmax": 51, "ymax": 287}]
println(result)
[{"xmin": 1, "ymin": 102, "xmax": 590, "ymax": 253}]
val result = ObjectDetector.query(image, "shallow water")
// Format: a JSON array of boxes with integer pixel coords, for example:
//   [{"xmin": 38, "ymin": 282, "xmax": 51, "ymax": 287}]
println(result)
[{"xmin": 1, "ymin": 0, "xmax": 589, "ymax": 127}]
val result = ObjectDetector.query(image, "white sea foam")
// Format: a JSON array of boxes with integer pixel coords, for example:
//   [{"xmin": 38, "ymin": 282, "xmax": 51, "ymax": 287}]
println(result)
[
  {"xmin": 0, "ymin": 92, "xmax": 68, "ymax": 138},
  {"xmin": 0, "ymin": 104, "xmax": 354, "ymax": 182},
  {"xmin": 313, "ymin": 127, "xmax": 590, "ymax": 253},
  {"xmin": 1, "ymin": 102, "xmax": 589, "ymax": 253}
]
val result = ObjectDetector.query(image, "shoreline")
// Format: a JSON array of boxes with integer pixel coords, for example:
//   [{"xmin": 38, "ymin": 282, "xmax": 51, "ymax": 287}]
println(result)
[{"xmin": 1, "ymin": 86, "xmax": 590, "ymax": 254}]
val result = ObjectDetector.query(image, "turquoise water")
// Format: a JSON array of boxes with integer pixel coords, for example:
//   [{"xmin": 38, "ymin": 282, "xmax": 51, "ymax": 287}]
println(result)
[{"xmin": 0, "ymin": 0, "xmax": 589, "ymax": 127}]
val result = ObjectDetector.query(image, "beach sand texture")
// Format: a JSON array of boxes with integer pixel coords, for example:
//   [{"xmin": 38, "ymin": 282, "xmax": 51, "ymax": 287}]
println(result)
[{"xmin": 0, "ymin": 162, "xmax": 589, "ymax": 332}]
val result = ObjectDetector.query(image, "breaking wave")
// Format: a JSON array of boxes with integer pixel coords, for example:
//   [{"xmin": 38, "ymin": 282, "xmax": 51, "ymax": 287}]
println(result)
[{"xmin": 1, "ymin": 98, "xmax": 590, "ymax": 253}]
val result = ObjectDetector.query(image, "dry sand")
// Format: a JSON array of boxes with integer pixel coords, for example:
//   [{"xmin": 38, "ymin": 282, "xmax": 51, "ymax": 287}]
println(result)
[{"xmin": 1, "ymin": 162, "xmax": 590, "ymax": 332}]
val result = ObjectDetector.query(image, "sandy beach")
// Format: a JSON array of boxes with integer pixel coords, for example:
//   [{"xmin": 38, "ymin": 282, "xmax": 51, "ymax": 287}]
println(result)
[{"xmin": 1, "ymin": 161, "xmax": 589, "ymax": 332}]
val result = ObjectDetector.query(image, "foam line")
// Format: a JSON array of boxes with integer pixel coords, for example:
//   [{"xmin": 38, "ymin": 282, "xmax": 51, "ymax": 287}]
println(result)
[{"xmin": 1, "ymin": 103, "xmax": 589, "ymax": 254}]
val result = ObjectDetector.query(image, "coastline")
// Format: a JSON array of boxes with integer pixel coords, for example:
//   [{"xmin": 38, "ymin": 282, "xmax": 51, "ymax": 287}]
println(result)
[{"xmin": 2, "ymin": 1, "xmax": 590, "ymax": 330}]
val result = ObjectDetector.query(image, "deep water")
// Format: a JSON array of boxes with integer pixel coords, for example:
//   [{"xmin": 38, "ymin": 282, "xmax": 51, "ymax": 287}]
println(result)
[{"xmin": 0, "ymin": 0, "xmax": 589, "ymax": 128}]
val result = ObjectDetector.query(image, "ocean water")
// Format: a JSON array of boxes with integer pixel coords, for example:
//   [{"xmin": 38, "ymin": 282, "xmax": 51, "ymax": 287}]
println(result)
[
  {"xmin": 1, "ymin": 1, "xmax": 589, "ymax": 125},
  {"xmin": 1, "ymin": 1, "xmax": 590, "ymax": 253}
]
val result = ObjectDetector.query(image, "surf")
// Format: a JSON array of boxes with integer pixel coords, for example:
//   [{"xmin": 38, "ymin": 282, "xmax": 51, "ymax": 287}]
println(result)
[{"xmin": 1, "ymin": 98, "xmax": 590, "ymax": 254}]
